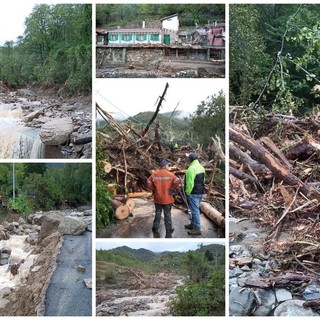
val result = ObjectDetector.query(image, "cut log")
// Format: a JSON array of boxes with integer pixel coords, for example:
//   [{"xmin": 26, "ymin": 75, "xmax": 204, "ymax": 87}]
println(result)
[
  {"xmin": 111, "ymin": 200, "xmax": 130, "ymax": 220},
  {"xmin": 127, "ymin": 192, "xmax": 153, "ymax": 198},
  {"xmin": 199, "ymin": 202, "xmax": 225, "ymax": 227},
  {"xmin": 230, "ymin": 126, "xmax": 320, "ymax": 200},
  {"xmin": 107, "ymin": 184, "xmax": 117, "ymax": 195},
  {"xmin": 120, "ymin": 198, "xmax": 135, "ymax": 213},
  {"xmin": 103, "ymin": 161, "xmax": 112, "ymax": 173}
]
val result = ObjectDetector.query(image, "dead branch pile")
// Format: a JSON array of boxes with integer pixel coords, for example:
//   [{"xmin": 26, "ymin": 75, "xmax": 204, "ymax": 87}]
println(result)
[
  {"xmin": 97, "ymin": 103, "xmax": 225, "ymax": 221},
  {"xmin": 229, "ymin": 106, "xmax": 320, "ymax": 274}
]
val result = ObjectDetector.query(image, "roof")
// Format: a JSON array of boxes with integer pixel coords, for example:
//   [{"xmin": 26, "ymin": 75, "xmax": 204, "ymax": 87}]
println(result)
[
  {"xmin": 107, "ymin": 28, "xmax": 161, "ymax": 33},
  {"xmin": 160, "ymin": 13, "xmax": 178, "ymax": 22}
]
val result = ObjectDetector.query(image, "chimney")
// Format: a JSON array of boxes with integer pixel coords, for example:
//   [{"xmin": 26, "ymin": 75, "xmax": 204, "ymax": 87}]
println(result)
[{"xmin": 142, "ymin": 21, "xmax": 145, "ymax": 28}]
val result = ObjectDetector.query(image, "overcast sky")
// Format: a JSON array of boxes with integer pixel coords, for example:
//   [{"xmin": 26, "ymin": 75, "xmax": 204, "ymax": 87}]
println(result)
[
  {"xmin": 96, "ymin": 239, "xmax": 225, "ymax": 253},
  {"xmin": 0, "ymin": 2, "xmax": 38, "ymax": 45},
  {"xmin": 96, "ymin": 78, "xmax": 226, "ymax": 119}
]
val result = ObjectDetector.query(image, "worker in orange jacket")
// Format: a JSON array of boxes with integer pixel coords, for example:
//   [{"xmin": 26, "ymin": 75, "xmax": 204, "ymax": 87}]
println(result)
[{"xmin": 147, "ymin": 159, "xmax": 180, "ymax": 238}]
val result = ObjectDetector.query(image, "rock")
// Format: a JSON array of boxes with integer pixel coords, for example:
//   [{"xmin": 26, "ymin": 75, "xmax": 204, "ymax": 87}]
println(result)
[
  {"xmin": 18, "ymin": 217, "xmax": 26, "ymax": 224},
  {"xmin": 71, "ymin": 132, "xmax": 92, "ymax": 145},
  {"xmin": 58, "ymin": 216, "xmax": 86, "ymax": 235},
  {"xmin": 77, "ymin": 265, "xmax": 86, "ymax": 272},
  {"xmin": 253, "ymin": 289, "xmax": 276, "ymax": 316},
  {"xmin": 24, "ymin": 109, "xmax": 43, "ymax": 122},
  {"xmin": 84, "ymin": 278, "xmax": 92, "ymax": 289},
  {"xmin": 276, "ymin": 288, "xmax": 292, "ymax": 303},
  {"xmin": 274, "ymin": 300, "xmax": 319, "ymax": 316},
  {"xmin": 229, "ymin": 268, "xmax": 243, "ymax": 278},
  {"xmin": 229, "ymin": 286, "xmax": 254, "ymax": 316},
  {"xmin": 26, "ymin": 233, "xmax": 39, "ymax": 245},
  {"xmin": 40, "ymin": 117, "xmax": 73, "ymax": 145},
  {"xmin": 38, "ymin": 217, "xmax": 60, "ymax": 243}
]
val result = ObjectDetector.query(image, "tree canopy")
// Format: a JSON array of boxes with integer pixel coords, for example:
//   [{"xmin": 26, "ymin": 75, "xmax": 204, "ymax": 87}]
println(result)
[
  {"xmin": 0, "ymin": 163, "xmax": 91, "ymax": 214},
  {"xmin": 0, "ymin": 4, "xmax": 91, "ymax": 95},
  {"xmin": 96, "ymin": 4, "xmax": 225, "ymax": 28},
  {"xmin": 230, "ymin": 4, "xmax": 320, "ymax": 115}
]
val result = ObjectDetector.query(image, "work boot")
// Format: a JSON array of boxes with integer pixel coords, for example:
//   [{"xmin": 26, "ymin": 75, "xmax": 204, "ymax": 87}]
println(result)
[
  {"xmin": 165, "ymin": 227, "xmax": 174, "ymax": 238},
  {"xmin": 188, "ymin": 228, "xmax": 201, "ymax": 236},
  {"xmin": 152, "ymin": 226, "xmax": 159, "ymax": 232},
  {"xmin": 153, "ymin": 230, "xmax": 160, "ymax": 238},
  {"xmin": 184, "ymin": 223, "xmax": 193, "ymax": 230}
]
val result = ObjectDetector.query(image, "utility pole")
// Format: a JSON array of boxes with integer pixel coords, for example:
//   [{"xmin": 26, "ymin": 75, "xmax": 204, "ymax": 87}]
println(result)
[{"xmin": 12, "ymin": 163, "xmax": 15, "ymax": 199}]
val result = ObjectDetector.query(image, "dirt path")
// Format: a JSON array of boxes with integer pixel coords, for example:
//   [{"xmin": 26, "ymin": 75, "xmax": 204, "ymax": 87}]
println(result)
[
  {"xmin": 97, "ymin": 198, "xmax": 220, "ymax": 238},
  {"xmin": 44, "ymin": 228, "xmax": 92, "ymax": 316}
]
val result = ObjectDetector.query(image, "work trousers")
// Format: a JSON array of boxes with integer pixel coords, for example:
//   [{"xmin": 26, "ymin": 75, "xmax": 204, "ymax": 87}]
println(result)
[
  {"xmin": 153, "ymin": 203, "xmax": 173, "ymax": 232},
  {"xmin": 188, "ymin": 194, "xmax": 203, "ymax": 230}
]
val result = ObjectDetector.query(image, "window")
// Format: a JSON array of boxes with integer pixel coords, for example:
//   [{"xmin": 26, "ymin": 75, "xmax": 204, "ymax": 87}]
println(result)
[
  {"xmin": 123, "ymin": 34, "xmax": 131, "ymax": 41},
  {"xmin": 110, "ymin": 34, "xmax": 117, "ymax": 41},
  {"xmin": 151, "ymin": 34, "xmax": 159, "ymax": 41},
  {"xmin": 136, "ymin": 34, "xmax": 147, "ymax": 41}
]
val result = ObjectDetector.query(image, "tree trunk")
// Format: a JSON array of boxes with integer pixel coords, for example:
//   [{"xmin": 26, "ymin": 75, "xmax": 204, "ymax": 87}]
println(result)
[
  {"xmin": 199, "ymin": 202, "xmax": 225, "ymax": 227},
  {"xmin": 111, "ymin": 200, "xmax": 130, "ymax": 220},
  {"xmin": 229, "ymin": 127, "xmax": 320, "ymax": 200}
]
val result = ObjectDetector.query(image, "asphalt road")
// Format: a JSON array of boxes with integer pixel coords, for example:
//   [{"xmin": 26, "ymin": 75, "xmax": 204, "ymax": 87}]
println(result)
[
  {"xmin": 44, "ymin": 227, "xmax": 92, "ymax": 316},
  {"xmin": 97, "ymin": 199, "xmax": 221, "ymax": 238}
]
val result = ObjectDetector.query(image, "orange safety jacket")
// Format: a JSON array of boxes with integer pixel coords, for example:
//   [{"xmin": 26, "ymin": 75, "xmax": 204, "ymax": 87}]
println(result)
[{"xmin": 147, "ymin": 168, "xmax": 180, "ymax": 205}]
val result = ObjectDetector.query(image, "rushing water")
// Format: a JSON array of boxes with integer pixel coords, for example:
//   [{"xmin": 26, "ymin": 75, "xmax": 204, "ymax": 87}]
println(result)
[
  {"xmin": 0, "ymin": 235, "xmax": 37, "ymax": 290},
  {"xmin": 0, "ymin": 103, "xmax": 44, "ymax": 159}
]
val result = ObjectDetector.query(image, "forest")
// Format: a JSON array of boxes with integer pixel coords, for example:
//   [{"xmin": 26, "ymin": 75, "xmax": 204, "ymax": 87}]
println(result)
[
  {"xmin": 96, "ymin": 244, "xmax": 225, "ymax": 316},
  {"xmin": 96, "ymin": 4, "xmax": 225, "ymax": 28},
  {"xmin": 96, "ymin": 91, "xmax": 225, "ymax": 229},
  {"xmin": 230, "ymin": 4, "xmax": 320, "ymax": 114},
  {"xmin": 0, "ymin": 4, "xmax": 91, "ymax": 95},
  {"xmin": 0, "ymin": 163, "xmax": 92, "ymax": 215}
]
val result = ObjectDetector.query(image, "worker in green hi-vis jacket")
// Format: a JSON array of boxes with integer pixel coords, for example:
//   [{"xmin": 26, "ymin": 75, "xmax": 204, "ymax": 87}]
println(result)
[{"xmin": 184, "ymin": 153, "xmax": 205, "ymax": 236}]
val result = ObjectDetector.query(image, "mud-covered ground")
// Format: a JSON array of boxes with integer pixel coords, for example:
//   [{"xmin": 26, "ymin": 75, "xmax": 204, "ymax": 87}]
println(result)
[{"xmin": 96, "ymin": 59, "xmax": 225, "ymax": 78}]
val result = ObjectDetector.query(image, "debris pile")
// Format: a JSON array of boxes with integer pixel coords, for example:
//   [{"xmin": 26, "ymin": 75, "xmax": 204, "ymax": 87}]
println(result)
[
  {"xmin": 229, "ymin": 106, "xmax": 320, "ymax": 315},
  {"xmin": 96, "ymin": 101, "xmax": 225, "ymax": 228}
]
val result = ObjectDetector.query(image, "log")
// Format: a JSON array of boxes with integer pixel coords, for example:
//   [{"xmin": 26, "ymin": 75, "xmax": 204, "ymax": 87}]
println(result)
[
  {"xmin": 199, "ymin": 202, "xmax": 225, "ymax": 227},
  {"xmin": 107, "ymin": 184, "xmax": 117, "ymax": 195},
  {"xmin": 230, "ymin": 126, "xmax": 320, "ymax": 200},
  {"xmin": 111, "ymin": 200, "xmax": 130, "ymax": 220},
  {"xmin": 127, "ymin": 192, "xmax": 153, "ymax": 198},
  {"xmin": 103, "ymin": 161, "xmax": 112, "ymax": 173},
  {"xmin": 229, "ymin": 167, "xmax": 256, "ymax": 184},
  {"xmin": 120, "ymin": 198, "xmax": 135, "ymax": 213}
]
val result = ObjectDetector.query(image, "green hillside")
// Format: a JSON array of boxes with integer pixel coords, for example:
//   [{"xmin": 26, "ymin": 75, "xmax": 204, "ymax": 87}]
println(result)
[{"xmin": 97, "ymin": 4, "xmax": 225, "ymax": 29}]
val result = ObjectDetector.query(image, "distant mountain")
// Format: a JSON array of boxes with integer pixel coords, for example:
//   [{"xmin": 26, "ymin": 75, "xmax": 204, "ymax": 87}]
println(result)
[{"xmin": 111, "ymin": 245, "xmax": 157, "ymax": 262}]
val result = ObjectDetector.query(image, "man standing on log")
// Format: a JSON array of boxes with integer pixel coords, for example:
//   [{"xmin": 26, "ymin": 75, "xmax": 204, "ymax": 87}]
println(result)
[
  {"xmin": 147, "ymin": 159, "xmax": 180, "ymax": 238},
  {"xmin": 184, "ymin": 153, "xmax": 205, "ymax": 236}
]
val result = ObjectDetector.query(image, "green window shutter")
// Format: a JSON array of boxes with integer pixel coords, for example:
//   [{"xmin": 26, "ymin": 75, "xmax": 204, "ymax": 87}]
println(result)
[
  {"xmin": 116, "ymin": 34, "xmax": 118, "ymax": 41},
  {"xmin": 144, "ymin": 34, "xmax": 147, "ymax": 41},
  {"xmin": 136, "ymin": 34, "xmax": 139, "ymax": 41},
  {"xmin": 108, "ymin": 34, "xmax": 111, "ymax": 40},
  {"xmin": 121, "ymin": 34, "xmax": 124, "ymax": 41},
  {"xmin": 151, "ymin": 34, "xmax": 154, "ymax": 41},
  {"xmin": 129, "ymin": 34, "xmax": 132, "ymax": 41},
  {"xmin": 156, "ymin": 34, "xmax": 159, "ymax": 41}
]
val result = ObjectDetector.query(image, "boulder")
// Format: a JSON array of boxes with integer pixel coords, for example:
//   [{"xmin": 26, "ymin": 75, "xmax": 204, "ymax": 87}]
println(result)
[
  {"xmin": 274, "ymin": 300, "xmax": 319, "ymax": 316},
  {"xmin": 38, "ymin": 217, "xmax": 60, "ymax": 244},
  {"xmin": 229, "ymin": 286, "xmax": 254, "ymax": 316},
  {"xmin": 40, "ymin": 117, "xmax": 73, "ymax": 145},
  {"xmin": 58, "ymin": 216, "xmax": 86, "ymax": 235}
]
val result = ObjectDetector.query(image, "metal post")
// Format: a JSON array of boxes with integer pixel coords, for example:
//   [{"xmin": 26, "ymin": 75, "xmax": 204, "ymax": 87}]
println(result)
[{"xmin": 12, "ymin": 163, "xmax": 15, "ymax": 199}]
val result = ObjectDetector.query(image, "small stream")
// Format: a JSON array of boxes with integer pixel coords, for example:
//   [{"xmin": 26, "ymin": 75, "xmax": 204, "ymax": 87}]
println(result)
[{"xmin": 0, "ymin": 103, "xmax": 44, "ymax": 159}]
